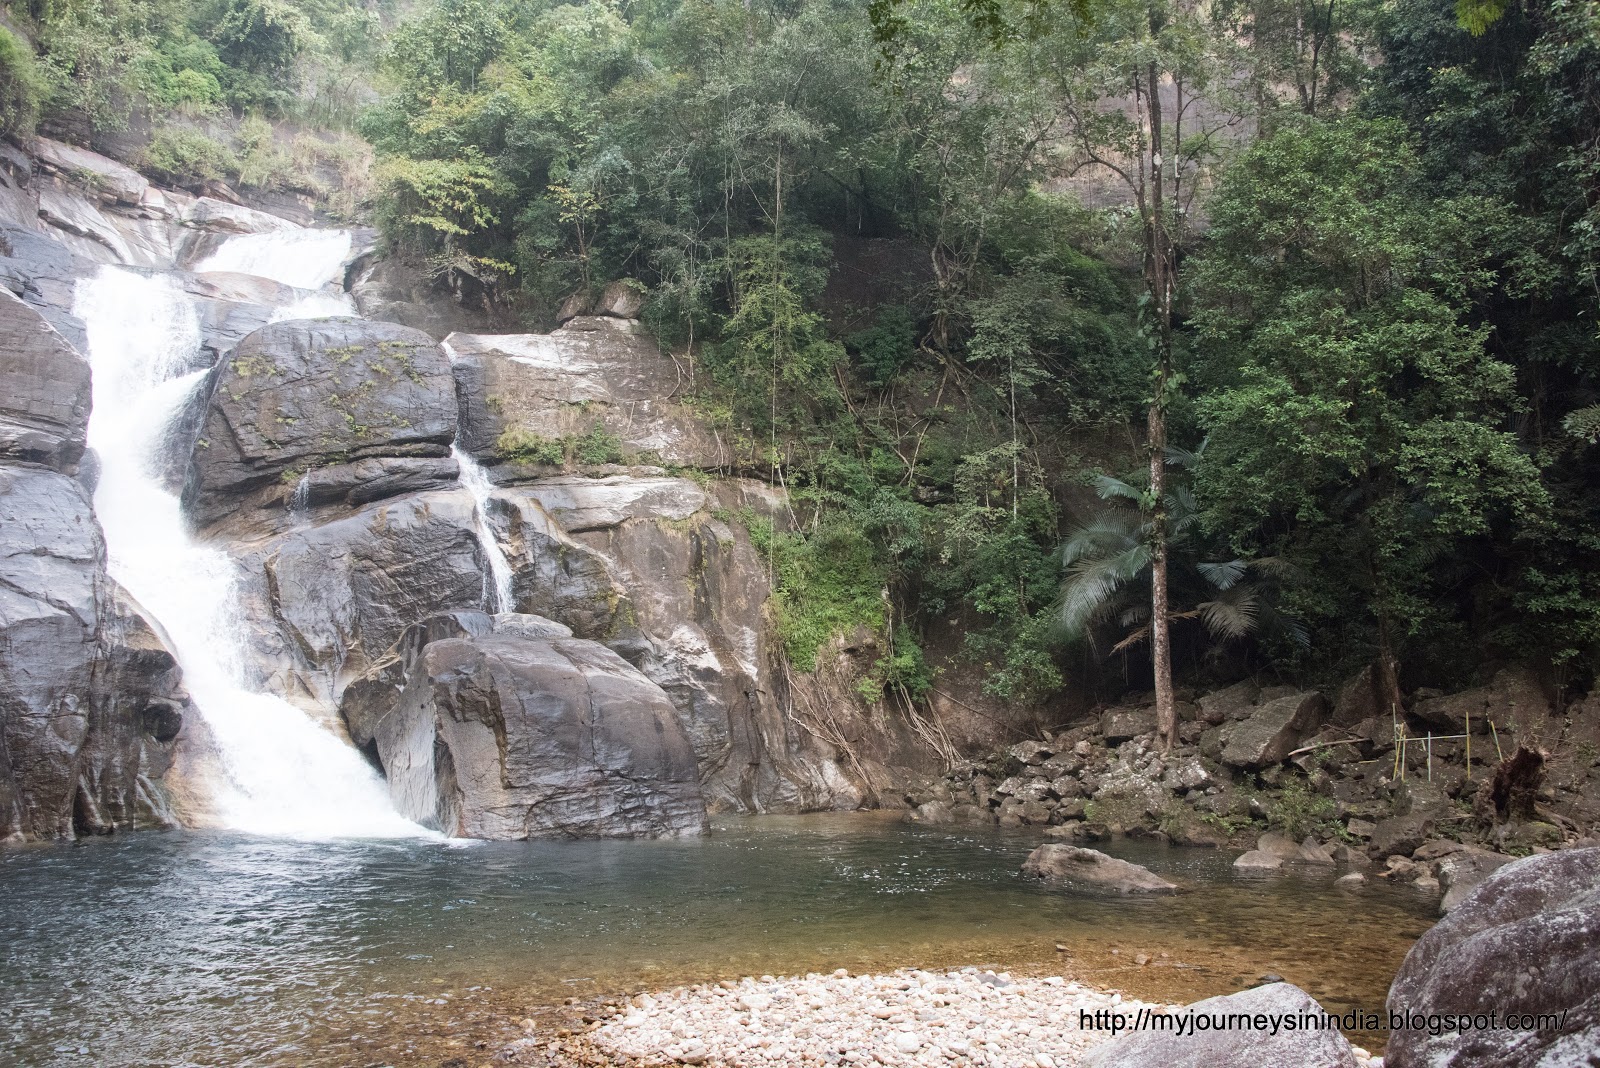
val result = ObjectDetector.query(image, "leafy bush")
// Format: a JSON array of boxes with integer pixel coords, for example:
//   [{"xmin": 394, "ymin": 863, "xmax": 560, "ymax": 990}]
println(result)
[
  {"xmin": 496, "ymin": 427, "xmax": 564, "ymax": 466},
  {"xmin": 0, "ymin": 27, "xmax": 45, "ymax": 136},
  {"xmin": 143, "ymin": 125, "xmax": 236, "ymax": 182}
]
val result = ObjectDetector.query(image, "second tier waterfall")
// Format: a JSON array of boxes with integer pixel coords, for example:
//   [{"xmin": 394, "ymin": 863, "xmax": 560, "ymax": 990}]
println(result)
[{"xmin": 75, "ymin": 255, "xmax": 426, "ymax": 840}]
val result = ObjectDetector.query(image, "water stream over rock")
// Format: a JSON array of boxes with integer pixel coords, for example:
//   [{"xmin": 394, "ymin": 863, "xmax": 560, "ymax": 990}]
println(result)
[{"xmin": 74, "ymin": 243, "xmax": 426, "ymax": 840}]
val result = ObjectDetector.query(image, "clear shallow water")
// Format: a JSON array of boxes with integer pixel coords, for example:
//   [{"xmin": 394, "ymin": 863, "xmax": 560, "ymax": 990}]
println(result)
[{"xmin": 0, "ymin": 815, "xmax": 1435, "ymax": 1066}]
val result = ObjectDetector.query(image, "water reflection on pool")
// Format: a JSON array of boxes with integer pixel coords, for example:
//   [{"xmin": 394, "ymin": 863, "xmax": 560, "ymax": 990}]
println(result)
[{"xmin": 0, "ymin": 814, "xmax": 1435, "ymax": 1066}]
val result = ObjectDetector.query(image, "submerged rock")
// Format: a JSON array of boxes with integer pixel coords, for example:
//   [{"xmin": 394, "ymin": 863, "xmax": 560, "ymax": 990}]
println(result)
[
  {"xmin": 1022, "ymin": 844, "xmax": 1180, "ymax": 894},
  {"xmin": 343, "ymin": 611, "xmax": 706, "ymax": 839},
  {"xmin": 1385, "ymin": 848, "xmax": 1600, "ymax": 1068},
  {"xmin": 1082, "ymin": 982, "xmax": 1360, "ymax": 1068}
]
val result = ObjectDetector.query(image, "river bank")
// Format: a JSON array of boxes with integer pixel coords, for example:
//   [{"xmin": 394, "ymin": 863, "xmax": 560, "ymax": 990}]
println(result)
[
  {"xmin": 0, "ymin": 816, "xmax": 1434, "ymax": 1065},
  {"xmin": 496, "ymin": 967, "xmax": 1384, "ymax": 1068}
]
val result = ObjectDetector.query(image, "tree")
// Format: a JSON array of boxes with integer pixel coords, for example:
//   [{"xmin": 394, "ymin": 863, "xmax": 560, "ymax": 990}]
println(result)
[
  {"xmin": 1030, "ymin": 0, "xmax": 1244, "ymax": 749},
  {"xmin": 1190, "ymin": 117, "xmax": 1550, "ymax": 699},
  {"xmin": 1059, "ymin": 445, "xmax": 1304, "ymax": 662}
]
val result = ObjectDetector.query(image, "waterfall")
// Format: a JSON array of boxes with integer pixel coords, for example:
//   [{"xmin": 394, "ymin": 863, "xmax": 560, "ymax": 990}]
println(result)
[
  {"xmin": 452, "ymin": 444, "xmax": 517, "ymax": 613},
  {"xmin": 194, "ymin": 229, "xmax": 353, "ymax": 290},
  {"xmin": 75, "ymin": 264, "xmax": 428, "ymax": 840},
  {"xmin": 441, "ymin": 340, "xmax": 517, "ymax": 613},
  {"xmin": 270, "ymin": 291, "xmax": 357, "ymax": 322}
]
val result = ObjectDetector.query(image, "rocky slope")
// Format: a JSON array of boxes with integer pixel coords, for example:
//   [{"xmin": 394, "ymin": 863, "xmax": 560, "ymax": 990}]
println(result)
[{"xmin": 0, "ymin": 135, "xmax": 972, "ymax": 840}]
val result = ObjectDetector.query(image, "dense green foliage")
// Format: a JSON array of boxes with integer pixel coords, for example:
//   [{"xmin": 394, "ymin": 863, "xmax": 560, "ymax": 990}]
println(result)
[{"xmin": 11, "ymin": 0, "xmax": 1599, "ymax": 705}]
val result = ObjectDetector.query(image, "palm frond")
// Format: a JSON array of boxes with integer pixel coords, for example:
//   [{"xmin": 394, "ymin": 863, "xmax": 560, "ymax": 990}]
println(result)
[
  {"xmin": 1060, "ymin": 511, "xmax": 1141, "ymax": 566},
  {"xmin": 1198, "ymin": 587, "xmax": 1259, "ymax": 641},
  {"xmin": 1197, "ymin": 559, "xmax": 1247, "ymax": 591},
  {"xmin": 1093, "ymin": 473, "xmax": 1144, "ymax": 503},
  {"xmin": 1059, "ymin": 542, "xmax": 1150, "ymax": 634}
]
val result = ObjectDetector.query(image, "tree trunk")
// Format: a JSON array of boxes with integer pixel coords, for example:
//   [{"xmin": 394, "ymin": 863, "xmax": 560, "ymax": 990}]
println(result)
[{"xmin": 1145, "ymin": 59, "xmax": 1178, "ymax": 752}]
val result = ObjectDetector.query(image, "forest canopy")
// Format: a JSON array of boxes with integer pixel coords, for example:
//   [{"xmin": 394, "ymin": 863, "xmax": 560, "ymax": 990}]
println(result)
[{"xmin": 6, "ymin": 0, "xmax": 1598, "ymax": 704}]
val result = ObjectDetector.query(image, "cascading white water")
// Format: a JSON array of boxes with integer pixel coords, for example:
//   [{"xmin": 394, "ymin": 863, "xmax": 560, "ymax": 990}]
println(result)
[
  {"xmin": 441, "ymin": 339, "xmax": 518, "ymax": 613},
  {"xmin": 76, "ymin": 264, "xmax": 428, "ymax": 840},
  {"xmin": 271, "ymin": 290, "xmax": 357, "ymax": 322},
  {"xmin": 452, "ymin": 444, "xmax": 517, "ymax": 613},
  {"xmin": 194, "ymin": 228, "xmax": 353, "ymax": 290}
]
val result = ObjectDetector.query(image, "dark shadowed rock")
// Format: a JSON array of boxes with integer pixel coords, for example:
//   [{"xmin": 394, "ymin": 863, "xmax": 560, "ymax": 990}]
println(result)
[
  {"xmin": 1411, "ymin": 670, "xmax": 1554, "ymax": 745},
  {"xmin": 0, "ymin": 288, "xmax": 90, "ymax": 469},
  {"xmin": 1221, "ymin": 692, "xmax": 1328, "ymax": 770},
  {"xmin": 343, "ymin": 612, "xmax": 706, "ymax": 839},
  {"xmin": 183, "ymin": 317, "xmax": 456, "ymax": 528},
  {"xmin": 1332, "ymin": 664, "xmax": 1384, "ymax": 728},
  {"xmin": 224, "ymin": 489, "xmax": 490, "ymax": 708},
  {"xmin": 1385, "ymin": 848, "xmax": 1600, "ymax": 1068},
  {"xmin": 1368, "ymin": 812, "xmax": 1437, "ymax": 860},
  {"xmin": 1022, "ymin": 844, "xmax": 1180, "ymax": 894},
  {"xmin": 1199, "ymin": 677, "xmax": 1261, "ymax": 724},
  {"xmin": 0, "ymin": 467, "xmax": 185, "ymax": 839},
  {"xmin": 0, "ymin": 466, "xmax": 102, "ymax": 838},
  {"xmin": 1083, "ymin": 983, "xmax": 1359, "ymax": 1068}
]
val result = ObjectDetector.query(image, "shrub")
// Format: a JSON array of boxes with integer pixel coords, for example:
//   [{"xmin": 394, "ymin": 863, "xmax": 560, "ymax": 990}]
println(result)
[{"xmin": 0, "ymin": 28, "xmax": 45, "ymax": 136}]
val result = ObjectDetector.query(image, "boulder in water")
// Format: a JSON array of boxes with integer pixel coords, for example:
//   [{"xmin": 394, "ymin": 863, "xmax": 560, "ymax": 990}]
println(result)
[
  {"xmin": 1385, "ymin": 848, "xmax": 1600, "ymax": 1068},
  {"xmin": 343, "ymin": 611, "xmax": 706, "ymax": 839},
  {"xmin": 1021, "ymin": 844, "xmax": 1180, "ymax": 894}
]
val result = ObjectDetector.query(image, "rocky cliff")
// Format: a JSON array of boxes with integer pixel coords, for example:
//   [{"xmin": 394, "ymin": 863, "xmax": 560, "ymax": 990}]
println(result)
[{"xmin": 0, "ymin": 135, "xmax": 967, "ymax": 841}]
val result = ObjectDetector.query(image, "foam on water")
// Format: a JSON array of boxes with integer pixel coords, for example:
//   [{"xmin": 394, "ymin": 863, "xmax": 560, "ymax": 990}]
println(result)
[
  {"xmin": 74, "ymin": 263, "xmax": 429, "ymax": 840},
  {"xmin": 194, "ymin": 228, "xmax": 353, "ymax": 290}
]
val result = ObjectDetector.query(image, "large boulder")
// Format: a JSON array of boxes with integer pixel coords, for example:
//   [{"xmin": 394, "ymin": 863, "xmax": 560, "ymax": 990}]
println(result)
[
  {"xmin": 1082, "ymin": 983, "xmax": 1359, "ymax": 1068},
  {"xmin": 1101, "ymin": 706, "xmax": 1158, "ymax": 745},
  {"xmin": 1221, "ymin": 692, "xmax": 1328, "ymax": 770},
  {"xmin": 446, "ymin": 319, "xmax": 730, "ymax": 467},
  {"xmin": 0, "ymin": 288, "xmax": 90, "ymax": 471},
  {"xmin": 0, "ymin": 467, "xmax": 185, "ymax": 838},
  {"xmin": 342, "ymin": 611, "xmax": 706, "ymax": 839},
  {"xmin": 1021, "ymin": 844, "xmax": 1180, "ymax": 894},
  {"xmin": 223, "ymin": 489, "xmax": 491, "ymax": 709},
  {"xmin": 1385, "ymin": 848, "xmax": 1600, "ymax": 1068},
  {"xmin": 1411, "ymin": 670, "xmax": 1555, "ymax": 747},
  {"xmin": 183, "ymin": 318, "xmax": 457, "ymax": 528}
]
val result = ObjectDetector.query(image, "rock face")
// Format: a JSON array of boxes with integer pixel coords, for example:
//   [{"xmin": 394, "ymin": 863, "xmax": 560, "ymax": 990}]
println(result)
[
  {"xmin": 0, "ymin": 456, "xmax": 188, "ymax": 840},
  {"xmin": 447, "ymin": 318, "xmax": 731, "ymax": 467},
  {"xmin": 0, "ymin": 289, "xmax": 90, "ymax": 469},
  {"xmin": 1082, "ymin": 983, "xmax": 1360, "ymax": 1068},
  {"xmin": 1411, "ymin": 670, "xmax": 1554, "ymax": 745},
  {"xmin": 1220, "ymin": 692, "xmax": 1328, "ymax": 770},
  {"xmin": 1385, "ymin": 848, "xmax": 1600, "ymax": 1068},
  {"xmin": 224, "ymin": 489, "xmax": 490, "ymax": 710},
  {"xmin": 183, "ymin": 317, "xmax": 457, "ymax": 528},
  {"xmin": 1022, "ymin": 844, "xmax": 1180, "ymax": 894},
  {"xmin": 341, "ymin": 611, "xmax": 706, "ymax": 839}
]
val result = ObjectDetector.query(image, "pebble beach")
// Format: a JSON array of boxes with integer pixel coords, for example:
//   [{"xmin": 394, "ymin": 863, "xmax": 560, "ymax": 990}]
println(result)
[{"xmin": 586, "ymin": 968, "xmax": 1384, "ymax": 1068}]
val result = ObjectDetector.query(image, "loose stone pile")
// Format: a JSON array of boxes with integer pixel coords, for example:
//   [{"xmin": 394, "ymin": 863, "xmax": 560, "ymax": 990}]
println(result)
[
  {"xmin": 593, "ymin": 968, "xmax": 1166, "ymax": 1068},
  {"xmin": 589, "ymin": 969, "xmax": 1386, "ymax": 1068}
]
